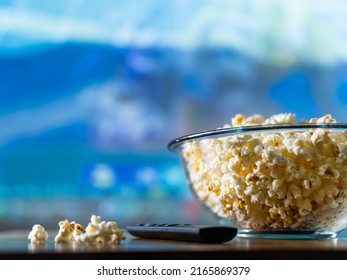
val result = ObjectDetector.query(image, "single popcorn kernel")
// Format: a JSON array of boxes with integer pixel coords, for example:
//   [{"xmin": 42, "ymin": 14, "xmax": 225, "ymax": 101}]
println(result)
[
  {"xmin": 71, "ymin": 222, "xmax": 86, "ymax": 240},
  {"xmin": 231, "ymin": 114, "xmax": 246, "ymax": 126},
  {"xmin": 28, "ymin": 224, "xmax": 48, "ymax": 244},
  {"xmin": 55, "ymin": 219, "xmax": 75, "ymax": 243}
]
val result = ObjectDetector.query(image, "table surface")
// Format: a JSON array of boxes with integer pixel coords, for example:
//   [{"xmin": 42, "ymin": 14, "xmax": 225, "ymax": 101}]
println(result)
[{"xmin": 1, "ymin": 230, "xmax": 347, "ymax": 259}]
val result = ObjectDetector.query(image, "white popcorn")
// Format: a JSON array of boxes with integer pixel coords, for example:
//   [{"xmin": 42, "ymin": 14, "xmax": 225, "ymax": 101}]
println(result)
[
  {"xmin": 54, "ymin": 219, "xmax": 74, "ymax": 243},
  {"xmin": 74, "ymin": 215, "xmax": 126, "ymax": 245},
  {"xmin": 182, "ymin": 113, "xmax": 347, "ymax": 231},
  {"xmin": 28, "ymin": 224, "xmax": 48, "ymax": 244},
  {"xmin": 316, "ymin": 114, "xmax": 336, "ymax": 124},
  {"xmin": 264, "ymin": 113, "xmax": 296, "ymax": 125},
  {"xmin": 71, "ymin": 222, "xmax": 86, "ymax": 240},
  {"xmin": 29, "ymin": 215, "xmax": 125, "ymax": 246}
]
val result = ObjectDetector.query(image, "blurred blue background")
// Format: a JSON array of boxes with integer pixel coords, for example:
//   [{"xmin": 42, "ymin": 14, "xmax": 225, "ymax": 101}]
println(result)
[{"xmin": 1, "ymin": 0, "xmax": 347, "ymax": 231}]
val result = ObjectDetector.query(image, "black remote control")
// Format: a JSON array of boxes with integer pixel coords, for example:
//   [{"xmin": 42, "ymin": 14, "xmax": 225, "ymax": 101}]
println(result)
[{"xmin": 126, "ymin": 223, "xmax": 238, "ymax": 243}]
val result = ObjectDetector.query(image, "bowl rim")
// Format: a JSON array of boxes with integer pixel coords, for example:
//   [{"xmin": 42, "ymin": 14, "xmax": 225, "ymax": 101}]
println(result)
[{"xmin": 167, "ymin": 123, "xmax": 347, "ymax": 152}]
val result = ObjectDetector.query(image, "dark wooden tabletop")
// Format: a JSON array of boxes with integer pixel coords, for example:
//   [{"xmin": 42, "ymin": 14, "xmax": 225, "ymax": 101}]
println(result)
[{"xmin": 0, "ymin": 230, "xmax": 347, "ymax": 260}]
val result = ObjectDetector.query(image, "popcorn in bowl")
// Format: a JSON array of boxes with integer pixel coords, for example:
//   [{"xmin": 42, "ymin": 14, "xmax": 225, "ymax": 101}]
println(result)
[{"xmin": 168, "ymin": 113, "xmax": 347, "ymax": 239}]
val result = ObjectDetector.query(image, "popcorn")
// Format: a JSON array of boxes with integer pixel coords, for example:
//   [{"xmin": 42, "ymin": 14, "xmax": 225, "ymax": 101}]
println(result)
[
  {"xmin": 182, "ymin": 113, "xmax": 347, "ymax": 231},
  {"xmin": 54, "ymin": 219, "xmax": 74, "ymax": 243},
  {"xmin": 74, "ymin": 215, "xmax": 126, "ymax": 245},
  {"xmin": 71, "ymin": 222, "xmax": 86, "ymax": 240},
  {"xmin": 29, "ymin": 215, "xmax": 125, "ymax": 246},
  {"xmin": 264, "ymin": 113, "xmax": 296, "ymax": 124},
  {"xmin": 28, "ymin": 224, "xmax": 48, "ymax": 244}
]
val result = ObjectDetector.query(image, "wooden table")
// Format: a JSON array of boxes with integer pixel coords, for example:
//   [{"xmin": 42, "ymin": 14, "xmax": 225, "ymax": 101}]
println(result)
[{"xmin": 0, "ymin": 230, "xmax": 347, "ymax": 259}]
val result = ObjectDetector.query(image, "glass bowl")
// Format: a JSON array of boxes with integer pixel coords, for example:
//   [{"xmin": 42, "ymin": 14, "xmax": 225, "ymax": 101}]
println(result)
[{"xmin": 168, "ymin": 124, "xmax": 347, "ymax": 239}]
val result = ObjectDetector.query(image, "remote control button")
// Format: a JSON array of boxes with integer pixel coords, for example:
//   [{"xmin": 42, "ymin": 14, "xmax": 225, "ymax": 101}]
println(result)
[
  {"xmin": 137, "ymin": 223, "xmax": 158, "ymax": 226},
  {"xmin": 165, "ymin": 223, "xmax": 180, "ymax": 227}
]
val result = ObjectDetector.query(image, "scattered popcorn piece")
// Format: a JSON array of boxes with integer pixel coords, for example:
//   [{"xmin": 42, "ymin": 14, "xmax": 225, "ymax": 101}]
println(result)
[
  {"xmin": 28, "ymin": 224, "xmax": 48, "ymax": 244},
  {"xmin": 29, "ymin": 215, "xmax": 125, "ymax": 246},
  {"xmin": 71, "ymin": 222, "xmax": 86, "ymax": 241},
  {"xmin": 54, "ymin": 219, "xmax": 75, "ymax": 243},
  {"xmin": 182, "ymin": 113, "xmax": 347, "ymax": 232},
  {"xmin": 74, "ymin": 215, "xmax": 126, "ymax": 245}
]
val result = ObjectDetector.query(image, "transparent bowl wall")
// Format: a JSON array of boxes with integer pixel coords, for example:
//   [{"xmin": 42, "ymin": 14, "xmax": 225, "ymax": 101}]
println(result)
[{"xmin": 169, "ymin": 124, "xmax": 347, "ymax": 239}]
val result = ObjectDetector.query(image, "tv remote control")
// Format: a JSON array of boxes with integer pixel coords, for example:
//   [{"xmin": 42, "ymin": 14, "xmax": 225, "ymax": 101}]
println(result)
[{"xmin": 126, "ymin": 223, "xmax": 237, "ymax": 243}]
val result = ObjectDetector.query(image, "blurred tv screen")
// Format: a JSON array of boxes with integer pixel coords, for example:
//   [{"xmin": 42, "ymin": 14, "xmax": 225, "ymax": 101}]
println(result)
[{"xmin": 0, "ymin": 0, "xmax": 347, "ymax": 232}]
